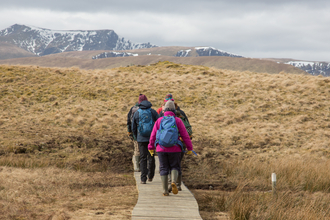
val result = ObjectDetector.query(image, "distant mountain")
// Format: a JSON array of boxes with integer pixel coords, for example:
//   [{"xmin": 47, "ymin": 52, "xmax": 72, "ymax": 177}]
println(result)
[
  {"xmin": 0, "ymin": 24, "xmax": 245, "ymax": 59},
  {"xmin": 175, "ymin": 47, "xmax": 243, "ymax": 58},
  {"xmin": 0, "ymin": 24, "xmax": 157, "ymax": 56},
  {"xmin": 92, "ymin": 46, "xmax": 244, "ymax": 59},
  {"xmin": 286, "ymin": 61, "xmax": 330, "ymax": 77},
  {"xmin": 2, "ymin": 24, "xmax": 323, "ymax": 77}
]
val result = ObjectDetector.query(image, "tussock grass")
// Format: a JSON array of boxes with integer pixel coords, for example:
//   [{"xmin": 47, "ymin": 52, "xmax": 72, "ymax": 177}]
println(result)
[
  {"xmin": 194, "ymin": 187, "xmax": 330, "ymax": 220},
  {"xmin": 0, "ymin": 167, "xmax": 136, "ymax": 219},
  {"xmin": 0, "ymin": 61, "xmax": 330, "ymax": 219}
]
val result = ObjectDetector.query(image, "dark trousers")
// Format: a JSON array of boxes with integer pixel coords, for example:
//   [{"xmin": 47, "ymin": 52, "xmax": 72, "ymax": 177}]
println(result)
[
  {"xmin": 138, "ymin": 142, "xmax": 155, "ymax": 182},
  {"xmin": 158, "ymin": 152, "xmax": 181, "ymax": 176}
]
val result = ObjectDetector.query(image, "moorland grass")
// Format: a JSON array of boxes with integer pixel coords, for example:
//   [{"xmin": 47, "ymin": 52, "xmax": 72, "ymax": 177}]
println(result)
[
  {"xmin": 0, "ymin": 166, "xmax": 136, "ymax": 219},
  {"xmin": 0, "ymin": 61, "xmax": 330, "ymax": 219}
]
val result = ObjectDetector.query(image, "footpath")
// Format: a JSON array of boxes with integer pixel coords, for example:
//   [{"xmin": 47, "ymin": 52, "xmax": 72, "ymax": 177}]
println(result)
[{"xmin": 131, "ymin": 156, "xmax": 202, "ymax": 220}]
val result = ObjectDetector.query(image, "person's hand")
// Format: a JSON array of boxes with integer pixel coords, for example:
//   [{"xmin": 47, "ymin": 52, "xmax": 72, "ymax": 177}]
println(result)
[
  {"xmin": 186, "ymin": 151, "xmax": 193, "ymax": 155},
  {"xmin": 148, "ymin": 150, "xmax": 155, "ymax": 156}
]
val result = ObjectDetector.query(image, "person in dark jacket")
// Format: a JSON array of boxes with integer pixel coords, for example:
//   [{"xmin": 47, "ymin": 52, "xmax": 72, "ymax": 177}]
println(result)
[
  {"xmin": 132, "ymin": 94, "xmax": 159, "ymax": 184},
  {"xmin": 127, "ymin": 96, "xmax": 141, "ymax": 172}
]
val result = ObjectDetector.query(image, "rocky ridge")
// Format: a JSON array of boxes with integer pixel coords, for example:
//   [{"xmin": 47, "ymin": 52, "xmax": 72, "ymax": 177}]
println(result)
[
  {"xmin": 286, "ymin": 61, "xmax": 330, "ymax": 77},
  {"xmin": 0, "ymin": 24, "xmax": 157, "ymax": 56}
]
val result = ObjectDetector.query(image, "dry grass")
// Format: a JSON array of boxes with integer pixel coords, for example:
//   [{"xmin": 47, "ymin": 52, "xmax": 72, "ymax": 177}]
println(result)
[
  {"xmin": 186, "ymin": 157, "xmax": 330, "ymax": 219},
  {"xmin": 193, "ymin": 187, "xmax": 330, "ymax": 220},
  {"xmin": 0, "ymin": 61, "xmax": 330, "ymax": 219},
  {"xmin": 0, "ymin": 167, "xmax": 136, "ymax": 219}
]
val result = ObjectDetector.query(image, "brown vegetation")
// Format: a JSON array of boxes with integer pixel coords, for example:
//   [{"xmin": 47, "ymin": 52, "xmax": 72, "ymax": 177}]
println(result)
[
  {"xmin": 0, "ymin": 41, "xmax": 36, "ymax": 60},
  {"xmin": 0, "ymin": 167, "xmax": 136, "ymax": 219},
  {"xmin": 45, "ymin": 46, "xmax": 194, "ymax": 58},
  {"xmin": 0, "ymin": 47, "xmax": 306, "ymax": 74},
  {"xmin": 0, "ymin": 61, "xmax": 329, "ymax": 219}
]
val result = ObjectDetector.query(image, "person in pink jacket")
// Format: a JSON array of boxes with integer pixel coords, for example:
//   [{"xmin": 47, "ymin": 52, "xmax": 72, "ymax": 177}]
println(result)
[{"xmin": 148, "ymin": 100, "xmax": 193, "ymax": 196}]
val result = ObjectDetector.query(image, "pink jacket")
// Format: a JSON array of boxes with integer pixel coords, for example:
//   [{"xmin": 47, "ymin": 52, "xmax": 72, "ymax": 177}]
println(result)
[{"xmin": 148, "ymin": 111, "xmax": 193, "ymax": 153}]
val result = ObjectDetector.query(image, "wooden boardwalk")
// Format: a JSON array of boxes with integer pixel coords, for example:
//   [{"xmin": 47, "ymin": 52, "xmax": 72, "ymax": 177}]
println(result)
[{"xmin": 132, "ymin": 156, "xmax": 202, "ymax": 220}]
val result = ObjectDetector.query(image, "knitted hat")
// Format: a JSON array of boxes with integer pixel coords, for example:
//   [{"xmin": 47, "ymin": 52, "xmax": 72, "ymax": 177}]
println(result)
[
  {"xmin": 164, "ymin": 100, "xmax": 175, "ymax": 111},
  {"xmin": 164, "ymin": 93, "xmax": 174, "ymax": 102},
  {"xmin": 138, "ymin": 94, "xmax": 148, "ymax": 104}
]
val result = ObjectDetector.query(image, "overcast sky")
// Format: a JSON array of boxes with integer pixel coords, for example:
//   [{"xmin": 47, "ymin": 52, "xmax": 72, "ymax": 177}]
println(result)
[{"xmin": 1, "ymin": 0, "xmax": 329, "ymax": 61}]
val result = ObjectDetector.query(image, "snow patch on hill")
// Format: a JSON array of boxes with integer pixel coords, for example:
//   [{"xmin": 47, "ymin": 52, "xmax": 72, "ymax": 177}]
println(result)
[
  {"xmin": 195, "ymin": 47, "xmax": 243, "ymax": 57},
  {"xmin": 175, "ymin": 49, "xmax": 192, "ymax": 57},
  {"xmin": 175, "ymin": 47, "xmax": 243, "ymax": 58},
  {"xmin": 92, "ymin": 51, "xmax": 138, "ymax": 59},
  {"xmin": 286, "ymin": 61, "xmax": 330, "ymax": 76}
]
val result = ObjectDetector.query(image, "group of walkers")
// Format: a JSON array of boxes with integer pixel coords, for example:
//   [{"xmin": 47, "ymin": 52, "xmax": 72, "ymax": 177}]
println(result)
[{"xmin": 127, "ymin": 93, "xmax": 194, "ymax": 196}]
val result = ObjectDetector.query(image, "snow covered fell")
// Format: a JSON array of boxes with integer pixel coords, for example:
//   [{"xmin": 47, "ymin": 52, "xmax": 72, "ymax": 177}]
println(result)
[
  {"xmin": 0, "ymin": 24, "xmax": 157, "ymax": 56},
  {"xmin": 286, "ymin": 61, "xmax": 330, "ymax": 77}
]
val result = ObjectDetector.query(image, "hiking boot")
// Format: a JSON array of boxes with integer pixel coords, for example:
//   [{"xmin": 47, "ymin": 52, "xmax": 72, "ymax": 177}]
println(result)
[
  {"xmin": 171, "ymin": 182, "xmax": 178, "ymax": 194},
  {"xmin": 148, "ymin": 178, "xmax": 153, "ymax": 182},
  {"xmin": 171, "ymin": 169, "xmax": 179, "ymax": 194},
  {"xmin": 161, "ymin": 175, "xmax": 169, "ymax": 196},
  {"xmin": 168, "ymin": 172, "xmax": 183, "ymax": 192},
  {"xmin": 140, "ymin": 181, "xmax": 146, "ymax": 184},
  {"xmin": 177, "ymin": 174, "xmax": 182, "ymax": 191}
]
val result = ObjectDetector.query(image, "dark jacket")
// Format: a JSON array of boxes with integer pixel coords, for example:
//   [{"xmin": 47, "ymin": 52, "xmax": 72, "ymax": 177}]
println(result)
[
  {"xmin": 132, "ymin": 100, "xmax": 159, "ymax": 142},
  {"xmin": 127, "ymin": 103, "xmax": 139, "ymax": 132},
  {"xmin": 159, "ymin": 106, "xmax": 190, "ymax": 123}
]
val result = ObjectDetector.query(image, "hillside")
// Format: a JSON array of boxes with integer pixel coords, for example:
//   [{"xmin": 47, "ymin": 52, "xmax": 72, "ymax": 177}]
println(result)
[
  {"xmin": 0, "ymin": 41, "xmax": 36, "ymax": 59},
  {"xmin": 0, "ymin": 51, "xmax": 306, "ymax": 75},
  {"xmin": 0, "ymin": 62, "xmax": 330, "ymax": 219},
  {"xmin": 91, "ymin": 46, "xmax": 243, "ymax": 59}
]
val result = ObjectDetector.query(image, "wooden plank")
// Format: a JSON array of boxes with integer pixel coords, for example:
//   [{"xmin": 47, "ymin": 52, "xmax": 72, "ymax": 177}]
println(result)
[{"xmin": 132, "ymin": 156, "xmax": 202, "ymax": 220}]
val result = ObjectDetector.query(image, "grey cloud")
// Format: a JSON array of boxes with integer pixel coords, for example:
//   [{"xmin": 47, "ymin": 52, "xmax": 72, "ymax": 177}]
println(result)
[
  {"xmin": 2, "ymin": 0, "xmax": 330, "ymax": 13},
  {"xmin": 0, "ymin": 0, "xmax": 329, "ymax": 61}
]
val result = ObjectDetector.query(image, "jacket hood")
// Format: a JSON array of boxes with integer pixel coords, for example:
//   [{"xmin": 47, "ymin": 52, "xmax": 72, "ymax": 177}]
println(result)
[{"xmin": 139, "ymin": 100, "xmax": 152, "ymax": 109}]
